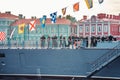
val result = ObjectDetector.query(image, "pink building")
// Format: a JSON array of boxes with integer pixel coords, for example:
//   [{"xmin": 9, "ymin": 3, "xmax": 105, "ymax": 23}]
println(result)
[{"xmin": 78, "ymin": 13, "xmax": 120, "ymax": 40}]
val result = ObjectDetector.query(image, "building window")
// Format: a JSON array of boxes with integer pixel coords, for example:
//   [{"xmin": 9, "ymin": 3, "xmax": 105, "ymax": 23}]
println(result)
[
  {"xmin": 79, "ymin": 26, "xmax": 83, "ymax": 33},
  {"xmin": 85, "ymin": 26, "xmax": 89, "ymax": 33},
  {"xmin": 45, "ymin": 27, "xmax": 48, "ymax": 33},
  {"xmin": 111, "ymin": 27, "xmax": 114, "ymax": 32},
  {"xmin": 97, "ymin": 25, "xmax": 102, "ymax": 32},
  {"xmin": 62, "ymin": 27, "xmax": 65, "ymax": 32},
  {"xmin": 74, "ymin": 27, "xmax": 77, "ymax": 34},
  {"xmin": 91, "ymin": 25, "xmax": 95, "ymax": 32},
  {"xmin": 71, "ymin": 27, "xmax": 72, "ymax": 33},
  {"xmin": 54, "ymin": 27, "xmax": 57, "ymax": 33},
  {"xmin": 7, "ymin": 21, "xmax": 10, "ymax": 25},
  {"xmin": 47, "ymin": 26, "xmax": 50, "ymax": 34},
  {"xmin": 119, "ymin": 26, "xmax": 120, "ymax": 32},
  {"xmin": 104, "ymin": 25, "xmax": 108, "ymax": 32},
  {"xmin": 59, "ymin": 27, "xmax": 62, "ymax": 32},
  {"xmin": 2, "ymin": 21, "xmax": 5, "ymax": 25}
]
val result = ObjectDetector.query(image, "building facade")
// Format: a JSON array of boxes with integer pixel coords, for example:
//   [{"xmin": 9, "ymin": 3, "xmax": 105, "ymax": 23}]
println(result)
[
  {"xmin": 78, "ymin": 13, "xmax": 120, "ymax": 40},
  {"xmin": 0, "ymin": 11, "xmax": 19, "ymax": 43},
  {"xmin": 0, "ymin": 12, "xmax": 73, "ymax": 47},
  {"xmin": 1, "ymin": 12, "xmax": 120, "ymax": 44},
  {"xmin": 10, "ymin": 18, "xmax": 71, "ymax": 41}
]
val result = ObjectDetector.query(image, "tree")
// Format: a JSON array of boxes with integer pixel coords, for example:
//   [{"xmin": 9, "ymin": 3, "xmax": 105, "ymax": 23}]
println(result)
[
  {"xmin": 66, "ymin": 15, "xmax": 77, "ymax": 22},
  {"xmin": 58, "ymin": 15, "xmax": 62, "ymax": 19}
]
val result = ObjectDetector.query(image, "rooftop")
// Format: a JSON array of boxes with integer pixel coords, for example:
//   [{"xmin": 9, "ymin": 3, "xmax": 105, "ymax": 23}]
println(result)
[
  {"xmin": 0, "ymin": 12, "xmax": 19, "ymax": 20},
  {"xmin": 11, "ymin": 18, "xmax": 72, "ymax": 26}
]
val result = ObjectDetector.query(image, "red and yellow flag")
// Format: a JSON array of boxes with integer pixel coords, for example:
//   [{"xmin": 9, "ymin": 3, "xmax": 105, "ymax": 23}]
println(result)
[
  {"xmin": 62, "ymin": 7, "xmax": 66, "ymax": 15},
  {"xmin": 73, "ymin": 2, "xmax": 79, "ymax": 12},
  {"xmin": 18, "ymin": 23, "xmax": 25, "ymax": 34}
]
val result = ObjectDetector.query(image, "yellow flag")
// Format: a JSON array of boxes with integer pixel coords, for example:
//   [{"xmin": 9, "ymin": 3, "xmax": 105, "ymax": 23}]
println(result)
[
  {"xmin": 84, "ymin": 0, "xmax": 93, "ymax": 9},
  {"xmin": 18, "ymin": 23, "xmax": 25, "ymax": 34}
]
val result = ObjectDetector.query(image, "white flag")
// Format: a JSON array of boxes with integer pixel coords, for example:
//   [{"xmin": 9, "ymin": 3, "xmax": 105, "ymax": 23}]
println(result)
[
  {"xmin": 29, "ymin": 20, "xmax": 36, "ymax": 31},
  {"xmin": 10, "ymin": 28, "xmax": 16, "ymax": 39}
]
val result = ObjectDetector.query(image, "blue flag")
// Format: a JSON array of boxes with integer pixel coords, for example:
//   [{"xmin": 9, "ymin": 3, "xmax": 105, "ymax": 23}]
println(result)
[
  {"xmin": 40, "ymin": 15, "xmax": 46, "ymax": 28},
  {"xmin": 50, "ymin": 12, "xmax": 57, "ymax": 23},
  {"xmin": 98, "ymin": 0, "xmax": 104, "ymax": 4}
]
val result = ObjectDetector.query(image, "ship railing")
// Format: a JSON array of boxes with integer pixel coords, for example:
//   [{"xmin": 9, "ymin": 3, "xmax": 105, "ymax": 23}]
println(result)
[
  {"xmin": 0, "ymin": 39, "xmax": 82, "ymax": 49},
  {"xmin": 87, "ymin": 41, "xmax": 120, "ymax": 77}
]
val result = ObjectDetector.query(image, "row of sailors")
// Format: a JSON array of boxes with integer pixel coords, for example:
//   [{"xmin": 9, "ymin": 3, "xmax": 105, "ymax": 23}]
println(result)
[
  {"xmin": 4, "ymin": 35, "xmax": 116, "ymax": 48},
  {"xmin": 40, "ymin": 35, "xmax": 116, "ymax": 48},
  {"xmin": 40, "ymin": 35, "xmax": 81, "ymax": 49}
]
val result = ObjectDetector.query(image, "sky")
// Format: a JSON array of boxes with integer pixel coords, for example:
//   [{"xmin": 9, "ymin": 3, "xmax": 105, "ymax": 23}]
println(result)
[{"xmin": 0, "ymin": 0, "xmax": 120, "ymax": 20}]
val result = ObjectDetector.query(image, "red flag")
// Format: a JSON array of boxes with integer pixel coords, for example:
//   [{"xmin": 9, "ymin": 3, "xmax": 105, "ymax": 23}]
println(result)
[
  {"xmin": 73, "ymin": 2, "xmax": 79, "ymax": 12},
  {"xmin": 29, "ymin": 20, "xmax": 36, "ymax": 31},
  {"xmin": 0, "ymin": 32, "xmax": 6, "ymax": 41}
]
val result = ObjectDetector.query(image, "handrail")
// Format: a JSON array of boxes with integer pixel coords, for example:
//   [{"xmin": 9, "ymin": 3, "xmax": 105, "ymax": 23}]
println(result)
[
  {"xmin": 87, "ymin": 41, "xmax": 120, "ymax": 77},
  {"xmin": 0, "ymin": 39, "xmax": 82, "ymax": 49}
]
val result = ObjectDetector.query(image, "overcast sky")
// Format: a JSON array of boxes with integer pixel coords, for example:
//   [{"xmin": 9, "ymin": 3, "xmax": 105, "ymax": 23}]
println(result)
[{"xmin": 0, "ymin": 0, "xmax": 120, "ymax": 20}]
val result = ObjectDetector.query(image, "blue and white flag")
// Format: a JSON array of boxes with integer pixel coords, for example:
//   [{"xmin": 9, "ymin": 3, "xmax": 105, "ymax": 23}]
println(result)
[
  {"xmin": 40, "ymin": 15, "xmax": 46, "ymax": 28},
  {"xmin": 50, "ymin": 12, "xmax": 57, "ymax": 23},
  {"xmin": 98, "ymin": 0, "xmax": 104, "ymax": 4}
]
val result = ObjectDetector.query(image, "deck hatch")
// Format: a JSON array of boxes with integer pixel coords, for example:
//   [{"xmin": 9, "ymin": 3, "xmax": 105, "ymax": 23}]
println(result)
[{"xmin": 0, "ymin": 53, "xmax": 5, "ymax": 58}]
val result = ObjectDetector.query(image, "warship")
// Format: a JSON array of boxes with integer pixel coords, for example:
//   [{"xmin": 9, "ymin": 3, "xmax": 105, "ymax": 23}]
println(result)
[{"xmin": 0, "ymin": 12, "xmax": 120, "ymax": 80}]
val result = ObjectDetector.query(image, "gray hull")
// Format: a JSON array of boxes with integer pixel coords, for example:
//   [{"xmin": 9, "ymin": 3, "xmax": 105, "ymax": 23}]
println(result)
[{"xmin": 0, "ymin": 48, "xmax": 120, "ymax": 80}]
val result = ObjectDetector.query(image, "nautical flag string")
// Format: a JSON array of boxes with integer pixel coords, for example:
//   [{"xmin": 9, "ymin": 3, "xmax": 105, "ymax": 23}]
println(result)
[
  {"xmin": 98, "ymin": 0, "xmax": 104, "ymax": 4},
  {"xmin": 84, "ymin": 0, "xmax": 93, "ymax": 9},
  {"xmin": 73, "ymin": 2, "xmax": 79, "ymax": 12},
  {"xmin": 62, "ymin": 7, "xmax": 66, "ymax": 15},
  {"xmin": 60, "ymin": 0, "xmax": 103, "ymax": 16},
  {"xmin": 29, "ymin": 20, "xmax": 36, "ymax": 31},
  {"xmin": 0, "ymin": 32, "xmax": 6, "ymax": 41},
  {"xmin": 40, "ymin": 15, "xmax": 47, "ymax": 28},
  {"xmin": 15, "ymin": 1, "xmax": 104, "ymax": 25},
  {"xmin": 50, "ymin": 12, "xmax": 57, "ymax": 23}
]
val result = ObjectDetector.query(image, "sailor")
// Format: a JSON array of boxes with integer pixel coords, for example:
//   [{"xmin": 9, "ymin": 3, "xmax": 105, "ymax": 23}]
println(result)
[
  {"xmin": 91, "ymin": 36, "xmax": 94, "ymax": 47},
  {"xmin": 95, "ymin": 38, "xmax": 97, "ymax": 47},
  {"xmin": 72, "ymin": 35, "xmax": 75, "ymax": 49},
  {"xmin": 68, "ymin": 36, "xmax": 72, "ymax": 48},
  {"xmin": 86, "ymin": 37, "xmax": 88, "ymax": 47},
  {"xmin": 109, "ymin": 35, "xmax": 113, "ymax": 42},
  {"xmin": 81, "ymin": 37, "xmax": 86, "ymax": 48},
  {"xmin": 41, "ymin": 35, "xmax": 46, "ymax": 48},
  {"xmin": 101, "ymin": 36, "xmax": 105, "ymax": 42},
  {"xmin": 59, "ymin": 35, "xmax": 63, "ymax": 48},
  {"xmin": 74, "ymin": 35, "xmax": 80, "ymax": 49},
  {"xmin": 47, "ymin": 36, "xmax": 50, "ymax": 48},
  {"xmin": 63, "ymin": 37, "xmax": 66, "ymax": 48},
  {"xmin": 93, "ymin": 37, "xmax": 97, "ymax": 47},
  {"xmin": 52, "ymin": 36, "xmax": 54, "ymax": 48},
  {"xmin": 54, "ymin": 35, "xmax": 58, "ymax": 48}
]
